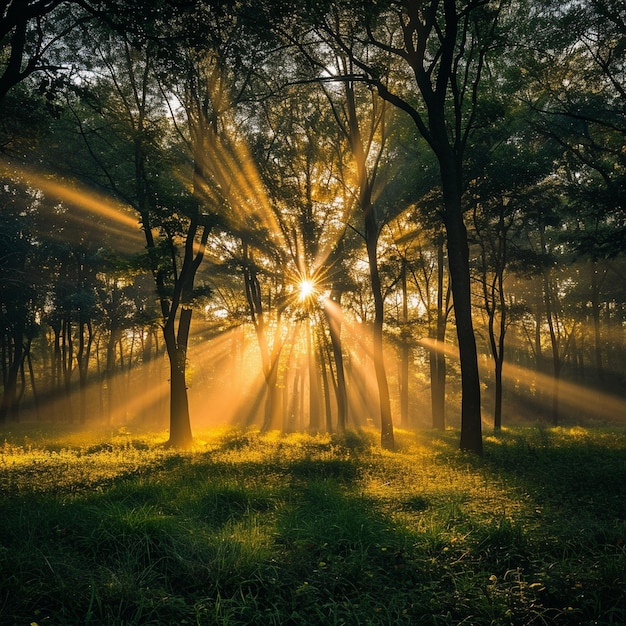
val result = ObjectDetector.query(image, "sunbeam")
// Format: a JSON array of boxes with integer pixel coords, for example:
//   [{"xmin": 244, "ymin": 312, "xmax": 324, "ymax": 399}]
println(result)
[
  {"xmin": 419, "ymin": 337, "xmax": 626, "ymax": 423},
  {"xmin": 0, "ymin": 158, "xmax": 144, "ymax": 252}
]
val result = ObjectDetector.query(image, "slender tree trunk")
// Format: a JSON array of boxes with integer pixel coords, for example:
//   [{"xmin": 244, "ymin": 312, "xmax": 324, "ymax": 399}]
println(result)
[
  {"xmin": 494, "ymin": 268, "xmax": 507, "ymax": 430},
  {"xmin": 490, "ymin": 276, "xmax": 507, "ymax": 431},
  {"xmin": 0, "ymin": 329, "xmax": 24, "ymax": 422},
  {"xmin": 62, "ymin": 317, "xmax": 73, "ymax": 422},
  {"xmin": 365, "ymin": 208, "xmax": 395, "ymax": 450},
  {"xmin": 540, "ymin": 227, "xmax": 560, "ymax": 426},
  {"xmin": 307, "ymin": 317, "xmax": 322, "ymax": 431},
  {"xmin": 242, "ymin": 248, "xmax": 284, "ymax": 432},
  {"xmin": 325, "ymin": 290, "xmax": 348, "ymax": 431},
  {"xmin": 341, "ymin": 75, "xmax": 394, "ymax": 448},
  {"xmin": 283, "ymin": 335, "xmax": 298, "ymax": 432},
  {"xmin": 290, "ymin": 352, "xmax": 304, "ymax": 431},
  {"xmin": 590, "ymin": 260, "xmax": 604, "ymax": 382},
  {"xmin": 483, "ymin": 221, "xmax": 508, "ymax": 432},
  {"xmin": 399, "ymin": 258, "xmax": 410, "ymax": 428},
  {"xmin": 105, "ymin": 328, "xmax": 120, "ymax": 424},
  {"xmin": 25, "ymin": 345, "xmax": 40, "ymax": 420},
  {"xmin": 77, "ymin": 317, "xmax": 92, "ymax": 423},
  {"xmin": 263, "ymin": 362, "xmax": 280, "ymax": 432},
  {"xmin": 317, "ymin": 333, "xmax": 333, "ymax": 432},
  {"xmin": 431, "ymin": 237, "xmax": 447, "ymax": 430},
  {"xmin": 543, "ymin": 293, "xmax": 560, "ymax": 426},
  {"xmin": 52, "ymin": 322, "xmax": 61, "ymax": 398}
]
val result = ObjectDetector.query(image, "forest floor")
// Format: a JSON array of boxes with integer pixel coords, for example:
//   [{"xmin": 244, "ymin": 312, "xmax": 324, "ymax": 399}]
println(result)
[{"xmin": 0, "ymin": 423, "xmax": 624, "ymax": 625}]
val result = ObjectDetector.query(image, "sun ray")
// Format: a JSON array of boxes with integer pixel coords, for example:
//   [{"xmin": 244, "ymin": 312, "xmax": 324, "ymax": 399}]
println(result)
[
  {"xmin": 0, "ymin": 158, "xmax": 144, "ymax": 251},
  {"xmin": 419, "ymin": 337, "xmax": 626, "ymax": 423}
]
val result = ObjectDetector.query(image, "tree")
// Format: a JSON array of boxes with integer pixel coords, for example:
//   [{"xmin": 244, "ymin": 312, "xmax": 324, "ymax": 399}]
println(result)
[
  {"xmin": 0, "ymin": 192, "xmax": 41, "ymax": 421},
  {"xmin": 468, "ymin": 97, "xmax": 557, "ymax": 430},
  {"xmin": 50, "ymin": 22, "xmax": 214, "ymax": 445},
  {"xmin": 240, "ymin": 79, "xmax": 354, "ymax": 433},
  {"xmin": 322, "ymin": 58, "xmax": 397, "ymax": 449},
  {"xmin": 292, "ymin": 0, "xmax": 516, "ymax": 452}
]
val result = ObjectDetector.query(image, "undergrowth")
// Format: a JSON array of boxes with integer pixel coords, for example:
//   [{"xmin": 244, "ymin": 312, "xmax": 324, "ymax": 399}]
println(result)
[{"xmin": 0, "ymin": 424, "xmax": 624, "ymax": 625}]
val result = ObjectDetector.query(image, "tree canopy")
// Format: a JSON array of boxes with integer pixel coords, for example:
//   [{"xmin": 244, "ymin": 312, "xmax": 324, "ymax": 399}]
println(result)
[{"xmin": 1, "ymin": 0, "xmax": 625, "ymax": 451}]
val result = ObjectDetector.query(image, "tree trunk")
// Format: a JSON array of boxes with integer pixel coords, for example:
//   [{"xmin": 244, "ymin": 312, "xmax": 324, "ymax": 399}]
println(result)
[
  {"xmin": 365, "ymin": 208, "xmax": 395, "ymax": 450},
  {"xmin": 493, "ymin": 349, "xmax": 504, "ymax": 431},
  {"xmin": 590, "ymin": 260, "xmax": 604, "ymax": 382},
  {"xmin": 485, "ymin": 249, "xmax": 507, "ymax": 432},
  {"xmin": 243, "ymin": 252, "xmax": 282, "ymax": 432},
  {"xmin": 105, "ymin": 327, "xmax": 120, "ymax": 423},
  {"xmin": 431, "ymin": 236, "xmax": 447, "ymax": 430},
  {"xmin": 440, "ymin": 172, "xmax": 482, "ymax": 454},
  {"xmin": 263, "ymin": 361, "xmax": 280, "ymax": 432},
  {"xmin": 77, "ymin": 317, "xmax": 92, "ymax": 424},
  {"xmin": 0, "ymin": 327, "xmax": 24, "ymax": 422},
  {"xmin": 493, "ymin": 269, "xmax": 507, "ymax": 431},
  {"xmin": 164, "ymin": 308, "xmax": 193, "ymax": 448},
  {"xmin": 317, "ymin": 333, "xmax": 333, "ymax": 432},
  {"xmin": 25, "ymin": 343, "xmax": 41, "ymax": 420},
  {"xmin": 325, "ymin": 290, "xmax": 348, "ymax": 431},
  {"xmin": 62, "ymin": 317, "xmax": 74, "ymax": 422},
  {"xmin": 540, "ymin": 225, "xmax": 560, "ymax": 426},
  {"xmin": 399, "ymin": 258, "xmax": 410, "ymax": 428},
  {"xmin": 307, "ymin": 317, "xmax": 322, "ymax": 431}
]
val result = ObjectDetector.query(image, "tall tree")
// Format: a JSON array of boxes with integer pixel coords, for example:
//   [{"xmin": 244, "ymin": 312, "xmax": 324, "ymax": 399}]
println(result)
[
  {"xmin": 52, "ymin": 23, "xmax": 214, "ymax": 445},
  {"xmin": 292, "ymin": 0, "xmax": 514, "ymax": 452},
  {"xmin": 323, "ymin": 58, "xmax": 396, "ymax": 449}
]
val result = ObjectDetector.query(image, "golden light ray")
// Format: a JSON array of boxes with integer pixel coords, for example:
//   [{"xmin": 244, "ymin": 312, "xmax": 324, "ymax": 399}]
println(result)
[
  {"xmin": 419, "ymin": 337, "xmax": 626, "ymax": 422},
  {"xmin": 198, "ymin": 133, "xmax": 286, "ymax": 249},
  {"xmin": 107, "ymin": 371, "xmax": 169, "ymax": 425},
  {"xmin": 27, "ymin": 357, "xmax": 170, "ymax": 427},
  {"xmin": 194, "ymin": 104, "xmax": 356, "ymax": 289},
  {"xmin": 184, "ymin": 324, "xmax": 266, "ymax": 428},
  {"xmin": 1, "ymin": 158, "xmax": 139, "ymax": 222},
  {"xmin": 320, "ymin": 298, "xmax": 391, "ymax": 429}
]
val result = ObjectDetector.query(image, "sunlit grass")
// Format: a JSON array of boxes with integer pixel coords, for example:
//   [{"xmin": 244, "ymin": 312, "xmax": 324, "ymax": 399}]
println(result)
[{"xmin": 0, "ymin": 425, "xmax": 624, "ymax": 624}]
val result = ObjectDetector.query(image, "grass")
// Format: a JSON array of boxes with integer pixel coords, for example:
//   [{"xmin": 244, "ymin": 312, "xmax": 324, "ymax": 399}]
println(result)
[{"xmin": 0, "ymin": 424, "xmax": 624, "ymax": 625}]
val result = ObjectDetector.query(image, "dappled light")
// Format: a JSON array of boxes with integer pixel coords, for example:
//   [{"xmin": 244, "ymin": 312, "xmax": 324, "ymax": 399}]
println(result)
[{"xmin": 1, "ymin": 427, "xmax": 624, "ymax": 623}]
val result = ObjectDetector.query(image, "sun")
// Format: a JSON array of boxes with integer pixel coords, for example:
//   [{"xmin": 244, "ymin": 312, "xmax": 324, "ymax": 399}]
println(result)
[{"xmin": 298, "ymin": 279, "xmax": 315, "ymax": 301}]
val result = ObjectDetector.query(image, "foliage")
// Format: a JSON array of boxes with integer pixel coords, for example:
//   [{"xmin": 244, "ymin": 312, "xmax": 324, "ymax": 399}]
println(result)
[
  {"xmin": 0, "ymin": 425, "xmax": 624, "ymax": 625},
  {"xmin": 1, "ymin": 0, "xmax": 626, "ymax": 449}
]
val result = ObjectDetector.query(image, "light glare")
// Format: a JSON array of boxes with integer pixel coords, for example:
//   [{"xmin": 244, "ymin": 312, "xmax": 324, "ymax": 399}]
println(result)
[{"xmin": 299, "ymin": 279, "xmax": 315, "ymax": 301}]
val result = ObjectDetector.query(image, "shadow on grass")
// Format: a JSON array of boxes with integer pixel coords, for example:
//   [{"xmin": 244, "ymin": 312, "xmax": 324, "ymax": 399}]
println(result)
[
  {"xmin": 0, "ymin": 430, "xmax": 471, "ymax": 625},
  {"xmin": 1, "ymin": 427, "xmax": 624, "ymax": 625},
  {"xmin": 429, "ymin": 426, "xmax": 626, "ymax": 625}
]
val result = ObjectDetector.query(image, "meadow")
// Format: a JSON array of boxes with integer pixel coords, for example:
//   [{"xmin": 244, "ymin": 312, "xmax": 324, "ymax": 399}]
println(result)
[{"xmin": 0, "ymin": 424, "xmax": 624, "ymax": 625}]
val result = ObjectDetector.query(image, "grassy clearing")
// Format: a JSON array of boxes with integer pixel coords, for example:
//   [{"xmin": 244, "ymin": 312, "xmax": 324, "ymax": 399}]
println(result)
[{"xmin": 0, "ymin": 425, "xmax": 624, "ymax": 625}]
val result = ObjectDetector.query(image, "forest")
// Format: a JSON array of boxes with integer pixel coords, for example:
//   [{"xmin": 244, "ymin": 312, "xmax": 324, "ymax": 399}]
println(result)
[
  {"xmin": 1, "ymin": 0, "xmax": 625, "ymax": 450},
  {"xmin": 1, "ymin": 2, "xmax": 625, "ymax": 624}
]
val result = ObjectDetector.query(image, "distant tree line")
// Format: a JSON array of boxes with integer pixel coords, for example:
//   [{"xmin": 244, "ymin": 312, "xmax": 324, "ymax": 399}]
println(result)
[{"xmin": 1, "ymin": 0, "xmax": 624, "ymax": 451}]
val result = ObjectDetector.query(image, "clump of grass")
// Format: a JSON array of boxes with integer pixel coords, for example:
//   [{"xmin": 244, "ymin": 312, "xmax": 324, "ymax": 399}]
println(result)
[{"xmin": 0, "ymin": 425, "xmax": 624, "ymax": 625}]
